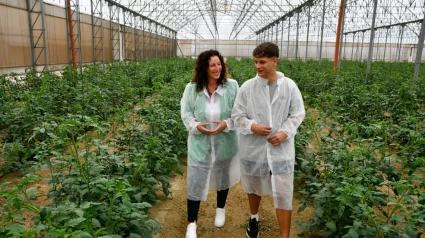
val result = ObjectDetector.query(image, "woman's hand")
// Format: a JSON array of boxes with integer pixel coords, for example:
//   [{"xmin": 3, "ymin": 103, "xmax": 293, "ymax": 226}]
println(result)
[
  {"xmin": 210, "ymin": 120, "xmax": 227, "ymax": 135},
  {"xmin": 197, "ymin": 123, "xmax": 213, "ymax": 135},
  {"xmin": 197, "ymin": 121, "xmax": 227, "ymax": 135}
]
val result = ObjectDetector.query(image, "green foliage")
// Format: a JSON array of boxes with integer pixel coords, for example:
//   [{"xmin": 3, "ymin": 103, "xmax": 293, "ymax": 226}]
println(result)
[{"xmin": 0, "ymin": 58, "xmax": 194, "ymax": 237}]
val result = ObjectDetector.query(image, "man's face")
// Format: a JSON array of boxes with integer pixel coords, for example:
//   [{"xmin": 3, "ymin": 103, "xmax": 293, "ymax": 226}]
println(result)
[{"xmin": 254, "ymin": 56, "xmax": 278, "ymax": 79}]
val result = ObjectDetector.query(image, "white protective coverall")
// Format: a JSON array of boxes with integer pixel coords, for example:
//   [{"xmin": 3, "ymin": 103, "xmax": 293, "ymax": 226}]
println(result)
[
  {"xmin": 231, "ymin": 72, "xmax": 305, "ymax": 209},
  {"xmin": 181, "ymin": 78, "xmax": 240, "ymax": 201}
]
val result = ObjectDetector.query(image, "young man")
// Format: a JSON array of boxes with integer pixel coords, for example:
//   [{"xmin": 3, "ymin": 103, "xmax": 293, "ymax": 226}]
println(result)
[{"xmin": 231, "ymin": 42, "xmax": 305, "ymax": 238}]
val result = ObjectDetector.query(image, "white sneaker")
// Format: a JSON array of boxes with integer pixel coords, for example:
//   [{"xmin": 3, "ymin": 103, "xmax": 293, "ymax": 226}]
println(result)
[
  {"xmin": 185, "ymin": 223, "xmax": 197, "ymax": 238},
  {"xmin": 214, "ymin": 208, "xmax": 226, "ymax": 227}
]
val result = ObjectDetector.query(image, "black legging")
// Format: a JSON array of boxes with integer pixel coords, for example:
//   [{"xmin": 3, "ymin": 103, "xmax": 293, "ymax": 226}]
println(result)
[{"xmin": 187, "ymin": 188, "xmax": 229, "ymax": 222}]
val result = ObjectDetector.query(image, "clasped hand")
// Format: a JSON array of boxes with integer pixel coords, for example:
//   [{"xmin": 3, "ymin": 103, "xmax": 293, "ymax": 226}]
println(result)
[
  {"xmin": 251, "ymin": 123, "xmax": 287, "ymax": 146},
  {"xmin": 197, "ymin": 120, "xmax": 227, "ymax": 135}
]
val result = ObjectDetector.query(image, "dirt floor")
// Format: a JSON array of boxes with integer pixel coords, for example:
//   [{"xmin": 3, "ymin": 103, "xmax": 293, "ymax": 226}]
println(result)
[{"xmin": 150, "ymin": 157, "xmax": 313, "ymax": 238}]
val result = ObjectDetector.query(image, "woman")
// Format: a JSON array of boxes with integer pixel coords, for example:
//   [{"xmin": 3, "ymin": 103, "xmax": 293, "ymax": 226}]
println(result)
[{"xmin": 180, "ymin": 50, "xmax": 240, "ymax": 238}]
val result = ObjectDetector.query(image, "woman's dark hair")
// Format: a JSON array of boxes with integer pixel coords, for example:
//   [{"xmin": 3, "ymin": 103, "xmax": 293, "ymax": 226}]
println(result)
[
  {"xmin": 253, "ymin": 42, "xmax": 279, "ymax": 58},
  {"xmin": 192, "ymin": 50, "xmax": 227, "ymax": 92}
]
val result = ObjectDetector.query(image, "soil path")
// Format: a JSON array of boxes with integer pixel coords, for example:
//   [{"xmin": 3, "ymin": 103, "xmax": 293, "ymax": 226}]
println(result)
[{"xmin": 150, "ymin": 157, "xmax": 313, "ymax": 238}]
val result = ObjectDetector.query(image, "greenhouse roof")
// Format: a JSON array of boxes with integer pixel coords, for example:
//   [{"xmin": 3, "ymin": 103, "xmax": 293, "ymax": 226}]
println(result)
[{"xmin": 37, "ymin": 0, "xmax": 425, "ymax": 41}]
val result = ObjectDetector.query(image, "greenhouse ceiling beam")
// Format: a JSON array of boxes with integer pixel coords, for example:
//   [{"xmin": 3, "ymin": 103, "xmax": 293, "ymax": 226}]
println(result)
[
  {"xmin": 230, "ymin": 1, "xmax": 278, "ymax": 39},
  {"xmin": 231, "ymin": 4, "xmax": 264, "ymax": 40},
  {"xmin": 394, "ymin": 0, "xmax": 422, "ymax": 21},
  {"xmin": 170, "ymin": 12, "xmax": 205, "ymax": 37},
  {"xmin": 270, "ymin": 0, "xmax": 284, "ymax": 12},
  {"xmin": 344, "ymin": 19, "xmax": 423, "ymax": 34},
  {"xmin": 160, "ymin": 0, "xmax": 200, "ymax": 30},
  {"xmin": 346, "ymin": 0, "xmax": 420, "ymax": 37},
  {"xmin": 255, "ymin": 0, "xmax": 314, "ymax": 35},
  {"xmin": 229, "ymin": 0, "xmax": 254, "ymax": 38},
  {"xmin": 150, "ymin": 0, "xmax": 180, "ymax": 21},
  {"xmin": 348, "ymin": 1, "xmax": 419, "ymax": 36},
  {"xmin": 165, "ymin": 0, "xmax": 206, "ymax": 31},
  {"xmin": 194, "ymin": 0, "xmax": 216, "ymax": 38},
  {"xmin": 262, "ymin": 0, "xmax": 281, "ymax": 19},
  {"xmin": 208, "ymin": 0, "xmax": 218, "ymax": 35},
  {"xmin": 104, "ymin": 0, "xmax": 176, "ymax": 33}
]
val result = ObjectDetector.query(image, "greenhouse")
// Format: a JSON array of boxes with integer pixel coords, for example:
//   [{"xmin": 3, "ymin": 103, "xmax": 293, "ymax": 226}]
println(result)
[{"xmin": 0, "ymin": 0, "xmax": 424, "ymax": 237}]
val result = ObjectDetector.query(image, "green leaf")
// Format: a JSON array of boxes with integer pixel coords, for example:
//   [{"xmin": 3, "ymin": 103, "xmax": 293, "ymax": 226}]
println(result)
[
  {"xmin": 353, "ymin": 220, "xmax": 362, "ymax": 230},
  {"xmin": 316, "ymin": 206, "xmax": 324, "ymax": 218},
  {"xmin": 326, "ymin": 221, "xmax": 336, "ymax": 232},
  {"xmin": 74, "ymin": 209, "xmax": 84, "ymax": 218},
  {"xmin": 348, "ymin": 228, "xmax": 359, "ymax": 238},
  {"xmin": 80, "ymin": 202, "xmax": 91, "ymax": 209},
  {"xmin": 134, "ymin": 192, "xmax": 142, "ymax": 202},
  {"xmin": 405, "ymin": 225, "xmax": 418, "ymax": 237},
  {"xmin": 66, "ymin": 218, "xmax": 86, "ymax": 227},
  {"xmin": 25, "ymin": 187, "xmax": 38, "ymax": 200},
  {"xmin": 6, "ymin": 223, "xmax": 25, "ymax": 235},
  {"xmin": 91, "ymin": 218, "xmax": 101, "ymax": 228}
]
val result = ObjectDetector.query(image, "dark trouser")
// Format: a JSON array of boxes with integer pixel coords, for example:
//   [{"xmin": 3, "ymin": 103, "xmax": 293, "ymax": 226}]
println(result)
[{"xmin": 187, "ymin": 188, "xmax": 229, "ymax": 222}]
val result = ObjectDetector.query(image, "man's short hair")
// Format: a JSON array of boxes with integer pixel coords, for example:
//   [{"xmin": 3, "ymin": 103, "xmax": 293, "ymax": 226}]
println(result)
[{"xmin": 252, "ymin": 42, "xmax": 279, "ymax": 58}]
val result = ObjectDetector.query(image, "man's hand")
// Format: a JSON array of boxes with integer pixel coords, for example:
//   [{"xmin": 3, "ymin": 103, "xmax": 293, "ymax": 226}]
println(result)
[
  {"xmin": 267, "ymin": 131, "xmax": 288, "ymax": 146},
  {"xmin": 251, "ymin": 123, "xmax": 272, "ymax": 136}
]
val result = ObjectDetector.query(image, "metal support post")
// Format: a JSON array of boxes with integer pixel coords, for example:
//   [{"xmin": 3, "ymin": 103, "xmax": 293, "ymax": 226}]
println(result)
[
  {"xmin": 295, "ymin": 10, "xmax": 300, "ymax": 60},
  {"xmin": 155, "ymin": 24, "xmax": 158, "ymax": 59},
  {"xmin": 414, "ymin": 18, "xmax": 425, "ymax": 82},
  {"xmin": 123, "ymin": 10, "xmax": 132, "ymax": 60},
  {"xmin": 275, "ymin": 23, "xmax": 278, "ymax": 45},
  {"xmin": 90, "ymin": 0, "xmax": 104, "ymax": 66},
  {"xmin": 319, "ymin": 0, "xmax": 326, "ymax": 66},
  {"xmin": 397, "ymin": 24, "xmax": 406, "ymax": 62},
  {"xmin": 142, "ymin": 18, "xmax": 145, "ymax": 59},
  {"xmin": 351, "ymin": 33, "xmax": 355, "ymax": 60},
  {"xmin": 366, "ymin": 0, "xmax": 378, "ymax": 75},
  {"xmin": 305, "ymin": 5, "xmax": 311, "ymax": 62},
  {"xmin": 337, "ymin": 0, "xmax": 347, "ymax": 68},
  {"xmin": 65, "ymin": 0, "xmax": 82, "ymax": 69},
  {"xmin": 134, "ymin": 16, "xmax": 141, "ymax": 59},
  {"xmin": 149, "ymin": 21, "xmax": 153, "ymax": 58},
  {"xmin": 334, "ymin": 0, "xmax": 344, "ymax": 71},
  {"xmin": 383, "ymin": 27, "xmax": 389, "ymax": 61},
  {"xmin": 280, "ymin": 21, "xmax": 284, "ymax": 58},
  {"xmin": 287, "ymin": 16, "xmax": 291, "ymax": 59},
  {"xmin": 26, "ymin": 0, "xmax": 49, "ymax": 71},
  {"xmin": 375, "ymin": 31, "xmax": 381, "ymax": 60},
  {"xmin": 174, "ymin": 31, "xmax": 177, "ymax": 57},
  {"xmin": 270, "ymin": 26, "xmax": 273, "ymax": 43},
  {"xmin": 109, "ymin": 3, "xmax": 120, "ymax": 61}
]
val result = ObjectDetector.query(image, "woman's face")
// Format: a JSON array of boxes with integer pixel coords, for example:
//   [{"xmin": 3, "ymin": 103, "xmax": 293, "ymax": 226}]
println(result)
[{"xmin": 207, "ymin": 56, "xmax": 222, "ymax": 81}]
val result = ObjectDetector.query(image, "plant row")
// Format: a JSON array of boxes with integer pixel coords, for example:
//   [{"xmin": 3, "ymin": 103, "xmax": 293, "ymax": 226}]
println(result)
[{"xmin": 0, "ymin": 58, "xmax": 193, "ymax": 237}]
